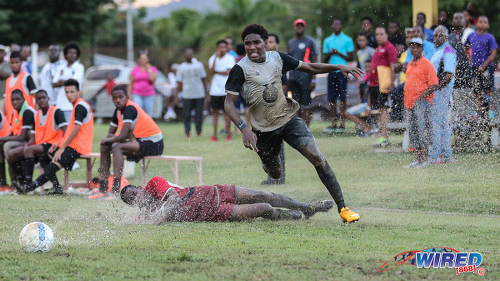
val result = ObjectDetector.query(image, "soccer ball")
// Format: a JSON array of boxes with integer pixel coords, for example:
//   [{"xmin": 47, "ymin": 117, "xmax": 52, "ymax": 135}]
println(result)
[{"xmin": 19, "ymin": 222, "xmax": 54, "ymax": 253}]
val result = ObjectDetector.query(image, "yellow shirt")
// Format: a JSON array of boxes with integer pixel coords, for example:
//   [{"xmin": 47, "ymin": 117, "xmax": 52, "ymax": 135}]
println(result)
[{"xmin": 399, "ymin": 51, "xmax": 407, "ymax": 83}]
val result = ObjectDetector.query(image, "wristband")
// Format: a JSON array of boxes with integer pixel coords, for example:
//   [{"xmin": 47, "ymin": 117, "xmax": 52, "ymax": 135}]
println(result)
[{"xmin": 236, "ymin": 120, "xmax": 247, "ymax": 131}]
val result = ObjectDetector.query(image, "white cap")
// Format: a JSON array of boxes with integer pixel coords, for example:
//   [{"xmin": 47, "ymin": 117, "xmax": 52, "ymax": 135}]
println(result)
[{"xmin": 409, "ymin": 37, "xmax": 423, "ymax": 45}]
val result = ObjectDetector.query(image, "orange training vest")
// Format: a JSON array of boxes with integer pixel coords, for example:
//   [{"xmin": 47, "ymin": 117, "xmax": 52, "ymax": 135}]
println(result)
[
  {"xmin": 116, "ymin": 100, "xmax": 161, "ymax": 139},
  {"xmin": 60, "ymin": 99, "xmax": 94, "ymax": 155},
  {"xmin": 0, "ymin": 111, "xmax": 11, "ymax": 137},
  {"xmin": 35, "ymin": 106, "xmax": 64, "ymax": 145},
  {"xmin": 4, "ymin": 72, "xmax": 34, "ymax": 124}
]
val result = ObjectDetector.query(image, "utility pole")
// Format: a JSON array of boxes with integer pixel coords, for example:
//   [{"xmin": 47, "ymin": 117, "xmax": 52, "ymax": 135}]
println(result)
[{"xmin": 126, "ymin": 0, "xmax": 134, "ymax": 65}]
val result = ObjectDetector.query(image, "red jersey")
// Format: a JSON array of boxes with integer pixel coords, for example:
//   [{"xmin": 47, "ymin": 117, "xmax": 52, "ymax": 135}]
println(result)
[
  {"xmin": 104, "ymin": 80, "xmax": 116, "ymax": 95},
  {"xmin": 368, "ymin": 41, "xmax": 398, "ymax": 86},
  {"xmin": 143, "ymin": 176, "xmax": 235, "ymax": 221}
]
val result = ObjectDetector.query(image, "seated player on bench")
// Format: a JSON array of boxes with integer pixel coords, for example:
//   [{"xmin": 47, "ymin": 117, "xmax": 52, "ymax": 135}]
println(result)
[
  {"xmin": 22, "ymin": 79, "xmax": 93, "ymax": 195},
  {"xmin": 0, "ymin": 90, "xmax": 35, "ymax": 190},
  {"xmin": 91, "ymin": 85, "xmax": 163, "ymax": 199},
  {"xmin": 0, "ymin": 111, "xmax": 11, "ymax": 191},
  {"xmin": 120, "ymin": 176, "xmax": 333, "ymax": 224},
  {"xmin": 21, "ymin": 89, "xmax": 67, "ymax": 186}
]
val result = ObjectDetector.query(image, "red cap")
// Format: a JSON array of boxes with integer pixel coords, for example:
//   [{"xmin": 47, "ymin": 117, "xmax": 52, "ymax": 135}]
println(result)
[{"xmin": 294, "ymin": 18, "xmax": 306, "ymax": 27}]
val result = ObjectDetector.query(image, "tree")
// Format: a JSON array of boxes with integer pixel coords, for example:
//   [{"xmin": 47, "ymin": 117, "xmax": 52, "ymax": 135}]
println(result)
[{"xmin": 0, "ymin": 0, "xmax": 115, "ymax": 45}]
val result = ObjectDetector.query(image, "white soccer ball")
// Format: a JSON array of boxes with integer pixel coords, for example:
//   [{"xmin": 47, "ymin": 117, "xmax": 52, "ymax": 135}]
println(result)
[{"xmin": 19, "ymin": 222, "xmax": 54, "ymax": 253}]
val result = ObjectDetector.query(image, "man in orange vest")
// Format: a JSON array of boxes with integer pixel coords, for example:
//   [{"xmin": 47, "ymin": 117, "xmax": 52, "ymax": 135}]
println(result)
[
  {"xmin": 22, "ymin": 79, "xmax": 93, "ymax": 195},
  {"xmin": 91, "ymin": 85, "xmax": 163, "ymax": 199},
  {"xmin": 21, "ymin": 90, "xmax": 67, "ymax": 184},
  {"xmin": 4, "ymin": 51, "xmax": 37, "ymax": 124},
  {"xmin": 0, "ymin": 90, "xmax": 35, "ymax": 189}
]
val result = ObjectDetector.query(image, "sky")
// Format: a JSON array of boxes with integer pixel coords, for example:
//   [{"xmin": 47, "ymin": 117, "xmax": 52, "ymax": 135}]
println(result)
[{"xmin": 133, "ymin": 0, "xmax": 179, "ymax": 8}]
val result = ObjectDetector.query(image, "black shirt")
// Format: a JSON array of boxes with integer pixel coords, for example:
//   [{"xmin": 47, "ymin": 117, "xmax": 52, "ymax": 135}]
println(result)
[
  {"xmin": 74, "ymin": 104, "xmax": 88, "ymax": 125},
  {"xmin": 21, "ymin": 108, "xmax": 35, "ymax": 131},
  {"xmin": 111, "ymin": 105, "xmax": 138, "ymax": 127}
]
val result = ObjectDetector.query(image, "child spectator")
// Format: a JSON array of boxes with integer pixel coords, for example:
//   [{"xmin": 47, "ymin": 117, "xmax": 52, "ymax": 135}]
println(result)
[
  {"xmin": 464, "ymin": 15, "xmax": 498, "ymax": 117},
  {"xmin": 356, "ymin": 33, "xmax": 374, "ymax": 103}
]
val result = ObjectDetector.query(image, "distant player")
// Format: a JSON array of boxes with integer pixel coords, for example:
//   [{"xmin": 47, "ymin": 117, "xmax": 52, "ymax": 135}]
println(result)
[
  {"xmin": 224, "ymin": 24, "xmax": 363, "ymax": 223},
  {"xmin": 120, "ymin": 176, "xmax": 333, "ymax": 223},
  {"xmin": 91, "ymin": 85, "xmax": 163, "ymax": 198}
]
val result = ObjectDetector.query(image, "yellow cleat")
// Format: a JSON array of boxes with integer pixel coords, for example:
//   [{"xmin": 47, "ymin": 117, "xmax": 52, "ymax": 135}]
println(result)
[{"xmin": 339, "ymin": 207, "xmax": 360, "ymax": 223}]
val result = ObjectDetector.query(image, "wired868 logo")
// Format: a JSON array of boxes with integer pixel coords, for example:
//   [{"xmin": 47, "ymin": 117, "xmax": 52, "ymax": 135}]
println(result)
[{"xmin": 379, "ymin": 247, "xmax": 486, "ymax": 276}]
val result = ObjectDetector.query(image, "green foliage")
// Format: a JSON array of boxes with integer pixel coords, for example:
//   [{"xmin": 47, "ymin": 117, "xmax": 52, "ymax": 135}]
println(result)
[{"xmin": 0, "ymin": 0, "xmax": 115, "ymax": 45}]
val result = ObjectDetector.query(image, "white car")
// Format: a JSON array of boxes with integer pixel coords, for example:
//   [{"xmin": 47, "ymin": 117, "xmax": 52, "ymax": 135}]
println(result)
[{"xmin": 82, "ymin": 65, "xmax": 171, "ymax": 119}]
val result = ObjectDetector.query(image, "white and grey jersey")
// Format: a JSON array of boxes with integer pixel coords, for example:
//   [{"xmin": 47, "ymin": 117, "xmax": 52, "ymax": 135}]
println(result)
[{"xmin": 225, "ymin": 51, "xmax": 302, "ymax": 132}]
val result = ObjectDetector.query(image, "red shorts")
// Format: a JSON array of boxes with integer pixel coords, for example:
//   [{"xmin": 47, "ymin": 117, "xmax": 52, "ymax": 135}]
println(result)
[{"xmin": 179, "ymin": 184, "xmax": 236, "ymax": 222}]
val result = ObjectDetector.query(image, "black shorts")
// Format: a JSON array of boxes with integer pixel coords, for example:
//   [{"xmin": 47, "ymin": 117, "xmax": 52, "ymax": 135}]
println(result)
[
  {"xmin": 369, "ymin": 86, "xmax": 389, "ymax": 109},
  {"xmin": 35, "ymin": 143, "xmax": 53, "ymax": 168},
  {"xmin": 210, "ymin": 95, "xmax": 226, "ymax": 111},
  {"xmin": 127, "ymin": 139, "xmax": 164, "ymax": 162},
  {"xmin": 288, "ymin": 71, "xmax": 312, "ymax": 106},
  {"xmin": 327, "ymin": 71, "xmax": 347, "ymax": 102},
  {"xmin": 56, "ymin": 147, "xmax": 80, "ymax": 171},
  {"xmin": 254, "ymin": 116, "xmax": 315, "ymax": 172}
]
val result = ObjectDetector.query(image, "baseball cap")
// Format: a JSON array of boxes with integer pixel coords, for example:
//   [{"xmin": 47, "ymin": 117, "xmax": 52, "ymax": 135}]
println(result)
[
  {"xmin": 0, "ymin": 45, "xmax": 7, "ymax": 51},
  {"xmin": 409, "ymin": 37, "xmax": 423, "ymax": 45},
  {"xmin": 294, "ymin": 19, "xmax": 306, "ymax": 27}
]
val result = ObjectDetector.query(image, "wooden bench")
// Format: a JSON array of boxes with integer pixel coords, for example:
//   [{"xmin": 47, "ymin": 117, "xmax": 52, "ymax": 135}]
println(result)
[{"xmin": 63, "ymin": 153, "xmax": 203, "ymax": 189}]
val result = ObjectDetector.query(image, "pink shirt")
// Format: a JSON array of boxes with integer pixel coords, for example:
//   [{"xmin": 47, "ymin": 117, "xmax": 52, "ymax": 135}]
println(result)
[{"xmin": 131, "ymin": 65, "xmax": 157, "ymax": 96}]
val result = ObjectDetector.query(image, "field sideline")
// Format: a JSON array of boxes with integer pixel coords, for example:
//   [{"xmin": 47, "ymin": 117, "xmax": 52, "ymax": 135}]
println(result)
[{"xmin": 0, "ymin": 121, "xmax": 499, "ymax": 281}]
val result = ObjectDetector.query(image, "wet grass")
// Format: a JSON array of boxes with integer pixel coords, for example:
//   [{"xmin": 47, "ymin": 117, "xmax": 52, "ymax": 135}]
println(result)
[{"xmin": 0, "ymin": 121, "xmax": 499, "ymax": 280}]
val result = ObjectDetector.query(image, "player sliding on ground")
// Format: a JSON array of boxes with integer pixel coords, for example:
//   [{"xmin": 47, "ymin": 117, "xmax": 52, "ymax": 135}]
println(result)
[
  {"xmin": 120, "ymin": 176, "xmax": 333, "ymax": 223},
  {"xmin": 224, "ymin": 24, "xmax": 363, "ymax": 223},
  {"xmin": 90, "ymin": 85, "xmax": 163, "ymax": 198}
]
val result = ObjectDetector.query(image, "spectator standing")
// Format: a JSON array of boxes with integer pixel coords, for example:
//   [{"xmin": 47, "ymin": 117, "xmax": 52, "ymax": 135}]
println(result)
[
  {"xmin": 39, "ymin": 45, "xmax": 64, "ymax": 105},
  {"xmin": 360, "ymin": 17, "xmax": 377, "ymax": 48},
  {"xmin": 388, "ymin": 21, "xmax": 405, "ymax": 46},
  {"xmin": 322, "ymin": 18, "xmax": 354, "ymax": 133},
  {"xmin": 163, "ymin": 63, "xmax": 179, "ymax": 120},
  {"xmin": 416, "ymin": 12, "xmax": 434, "ymax": 42},
  {"xmin": 208, "ymin": 40, "xmax": 235, "ymax": 141},
  {"xmin": 177, "ymin": 48, "xmax": 208, "ymax": 137},
  {"xmin": 403, "ymin": 37, "xmax": 438, "ymax": 168},
  {"xmin": 235, "ymin": 44, "xmax": 246, "ymax": 62},
  {"xmin": 288, "ymin": 18, "xmax": 317, "ymax": 127},
  {"xmin": 225, "ymin": 37, "xmax": 238, "ymax": 58},
  {"xmin": 0, "ymin": 45, "xmax": 12, "ymax": 98},
  {"xmin": 462, "ymin": 9, "xmax": 476, "ymax": 44},
  {"xmin": 429, "ymin": 26, "xmax": 457, "ymax": 164},
  {"xmin": 20, "ymin": 45, "xmax": 31, "ymax": 74},
  {"xmin": 127, "ymin": 51, "xmax": 158, "ymax": 117},
  {"xmin": 53, "ymin": 43, "xmax": 85, "ymax": 121},
  {"xmin": 449, "ymin": 12, "xmax": 474, "ymax": 137},
  {"xmin": 431, "ymin": 10, "xmax": 451, "ymax": 31},
  {"xmin": 465, "ymin": 15, "xmax": 498, "ymax": 116},
  {"xmin": 356, "ymin": 34, "xmax": 375, "ymax": 103},
  {"xmin": 368, "ymin": 27, "xmax": 398, "ymax": 147},
  {"xmin": 405, "ymin": 26, "xmax": 436, "ymax": 62}
]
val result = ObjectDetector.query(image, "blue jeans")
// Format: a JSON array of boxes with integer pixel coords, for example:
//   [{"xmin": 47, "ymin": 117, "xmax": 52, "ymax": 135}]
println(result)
[
  {"xmin": 429, "ymin": 87, "xmax": 453, "ymax": 160},
  {"xmin": 132, "ymin": 94, "xmax": 155, "ymax": 117}
]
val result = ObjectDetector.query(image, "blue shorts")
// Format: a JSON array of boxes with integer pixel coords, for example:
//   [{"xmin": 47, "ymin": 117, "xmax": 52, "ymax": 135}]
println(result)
[{"xmin": 327, "ymin": 71, "xmax": 347, "ymax": 102}]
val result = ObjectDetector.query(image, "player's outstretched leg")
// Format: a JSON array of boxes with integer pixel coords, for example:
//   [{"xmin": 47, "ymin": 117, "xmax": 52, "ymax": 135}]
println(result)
[
  {"xmin": 232, "ymin": 203, "xmax": 302, "ymax": 221},
  {"xmin": 236, "ymin": 187, "xmax": 333, "ymax": 218},
  {"xmin": 283, "ymin": 117, "xmax": 360, "ymax": 223}
]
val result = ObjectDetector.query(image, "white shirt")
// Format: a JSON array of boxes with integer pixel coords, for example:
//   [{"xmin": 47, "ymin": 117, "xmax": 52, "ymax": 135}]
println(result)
[
  {"xmin": 177, "ymin": 59, "xmax": 206, "ymax": 99},
  {"xmin": 208, "ymin": 53, "xmax": 235, "ymax": 96},
  {"xmin": 39, "ymin": 60, "xmax": 64, "ymax": 105},
  {"xmin": 462, "ymin": 27, "xmax": 475, "ymax": 44},
  {"xmin": 53, "ymin": 60, "xmax": 84, "ymax": 111}
]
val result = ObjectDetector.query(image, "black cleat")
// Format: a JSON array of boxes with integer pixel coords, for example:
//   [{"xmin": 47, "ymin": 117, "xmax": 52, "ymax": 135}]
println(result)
[{"xmin": 302, "ymin": 200, "xmax": 334, "ymax": 219}]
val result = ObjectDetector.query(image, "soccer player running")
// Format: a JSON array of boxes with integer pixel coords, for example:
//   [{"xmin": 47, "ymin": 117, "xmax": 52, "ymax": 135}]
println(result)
[
  {"xmin": 92, "ymin": 85, "xmax": 163, "ymax": 198},
  {"xmin": 224, "ymin": 24, "xmax": 362, "ymax": 223},
  {"xmin": 22, "ymin": 90, "xmax": 67, "ymax": 185},
  {"xmin": 121, "ymin": 176, "xmax": 333, "ymax": 224}
]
